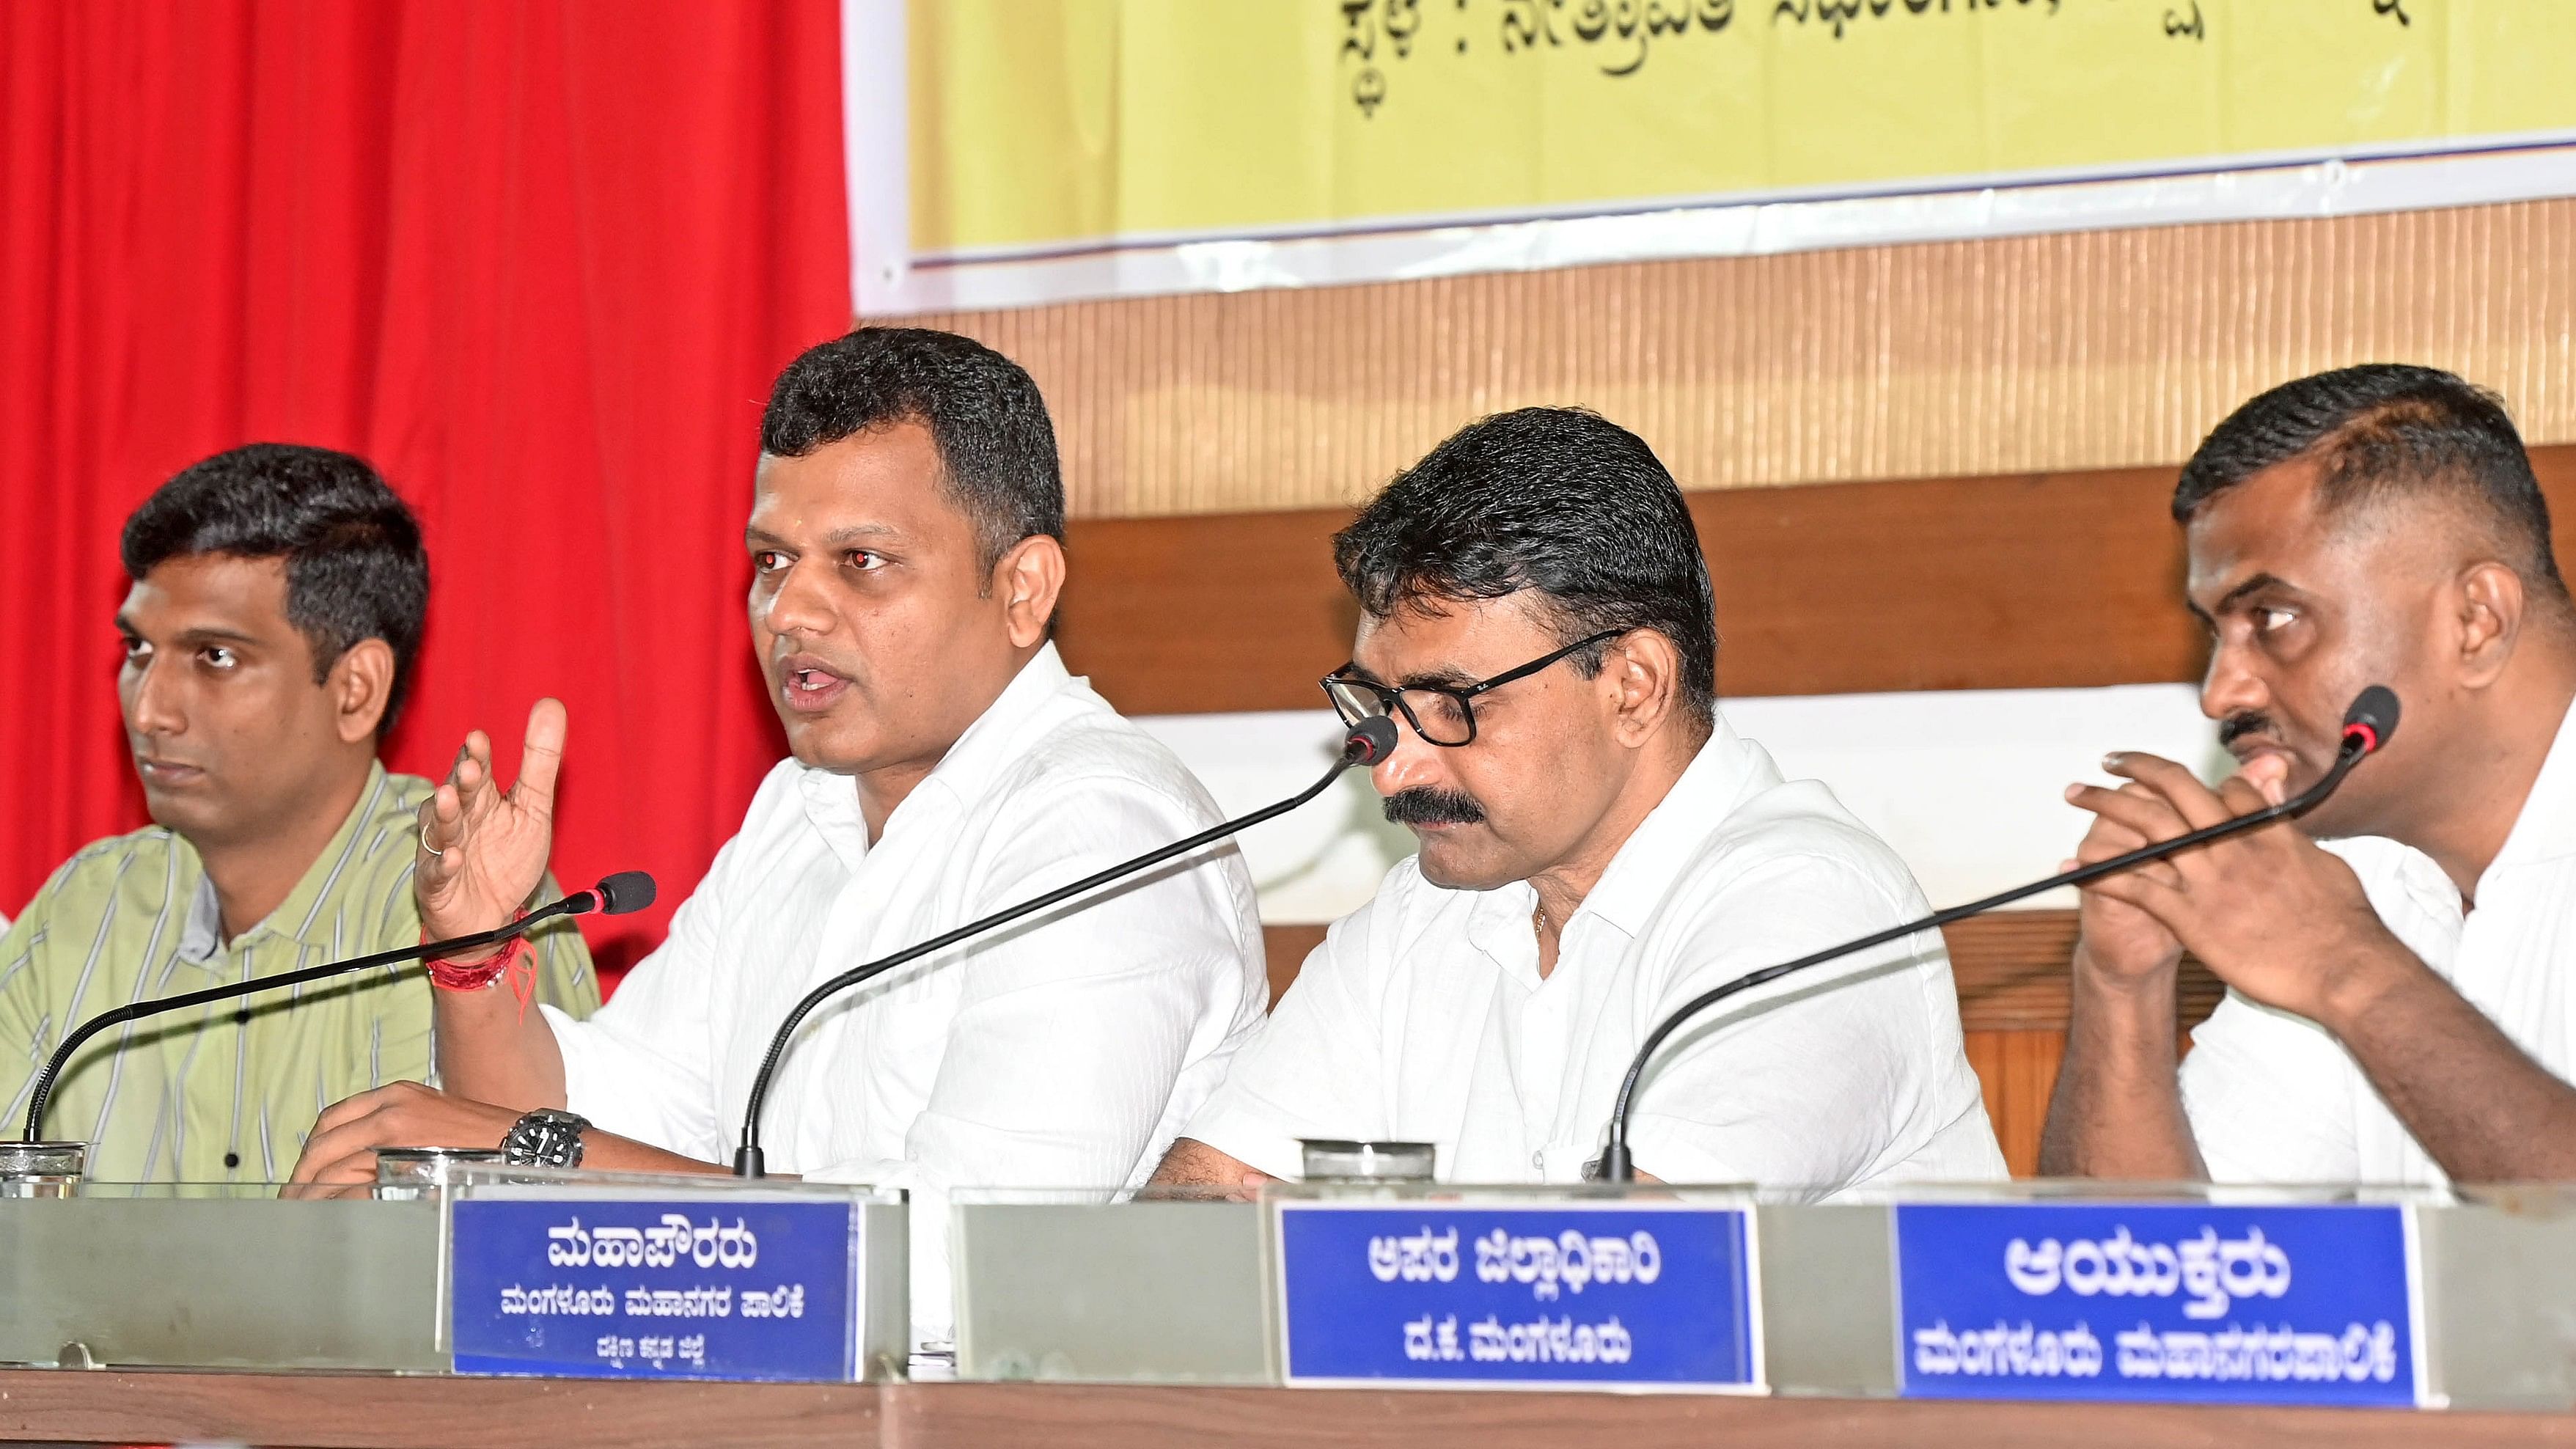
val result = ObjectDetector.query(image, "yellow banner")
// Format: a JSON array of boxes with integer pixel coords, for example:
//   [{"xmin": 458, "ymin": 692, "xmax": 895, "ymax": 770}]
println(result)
[{"xmin": 856, "ymin": 0, "xmax": 2576, "ymax": 309}]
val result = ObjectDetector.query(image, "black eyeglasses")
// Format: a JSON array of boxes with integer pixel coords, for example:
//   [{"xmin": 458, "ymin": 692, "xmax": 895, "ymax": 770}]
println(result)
[{"xmin": 1321, "ymin": 630, "xmax": 1627, "ymax": 748}]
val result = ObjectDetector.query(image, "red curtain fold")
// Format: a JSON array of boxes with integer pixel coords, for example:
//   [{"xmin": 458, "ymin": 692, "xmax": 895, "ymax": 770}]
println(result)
[{"xmin": 0, "ymin": 1, "xmax": 854, "ymax": 972}]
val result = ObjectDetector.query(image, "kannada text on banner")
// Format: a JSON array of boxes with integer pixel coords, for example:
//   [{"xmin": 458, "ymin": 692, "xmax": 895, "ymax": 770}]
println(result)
[
  {"xmin": 859, "ymin": 0, "xmax": 2576, "ymax": 309},
  {"xmin": 906, "ymin": 0, "xmax": 2575, "ymax": 254}
]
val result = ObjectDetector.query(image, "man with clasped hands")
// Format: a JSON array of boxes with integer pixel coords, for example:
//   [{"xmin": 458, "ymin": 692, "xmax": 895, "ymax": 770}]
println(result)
[
  {"xmin": 287, "ymin": 328, "xmax": 1266, "ymax": 1342},
  {"xmin": 2044, "ymin": 365, "xmax": 2576, "ymax": 1185}
]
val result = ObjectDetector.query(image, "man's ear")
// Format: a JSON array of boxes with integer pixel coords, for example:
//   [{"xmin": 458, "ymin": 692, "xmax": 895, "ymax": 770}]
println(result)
[
  {"xmin": 329, "ymin": 639, "xmax": 397, "ymax": 744},
  {"xmin": 2456, "ymin": 560, "xmax": 2528, "ymax": 689},
  {"xmin": 1604, "ymin": 631, "xmax": 1683, "ymax": 746},
  {"xmin": 993, "ymin": 534, "xmax": 1068, "ymax": 650}
]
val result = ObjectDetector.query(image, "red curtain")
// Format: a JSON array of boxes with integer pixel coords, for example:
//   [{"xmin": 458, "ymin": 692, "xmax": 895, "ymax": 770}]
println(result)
[{"xmin": 0, "ymin": 1, "xmax": 853, "ymax": 972}]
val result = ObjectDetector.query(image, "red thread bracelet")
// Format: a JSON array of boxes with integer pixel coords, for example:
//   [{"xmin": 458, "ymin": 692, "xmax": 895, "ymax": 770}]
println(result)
[{"xmin": 424, "ymin": 911, "xmax": 540, "ymax": 1016}]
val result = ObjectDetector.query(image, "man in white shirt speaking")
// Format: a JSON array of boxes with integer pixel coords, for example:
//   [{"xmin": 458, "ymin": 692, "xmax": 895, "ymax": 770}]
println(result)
[
  {"xmin": 1154, "ymin": 407, "xmax": 2005, "ymax": 1192},
  {"xmin": 2043, "ymin": 364, "xmax": 2576, "ymax": 1186},
  {"xmin": 287, "ymin": 329, "xmax": 1267, "ymax": 1319}
]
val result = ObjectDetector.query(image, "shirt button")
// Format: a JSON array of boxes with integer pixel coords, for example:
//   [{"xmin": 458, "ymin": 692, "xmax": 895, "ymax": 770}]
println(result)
[
  {"xmin": 1532, "ymin": 1150, "xmax": 1545, "ymax": 1168},
  {"xmin": 223, "ymin": 1152, "xmax": 241, "ymax": 1170}
]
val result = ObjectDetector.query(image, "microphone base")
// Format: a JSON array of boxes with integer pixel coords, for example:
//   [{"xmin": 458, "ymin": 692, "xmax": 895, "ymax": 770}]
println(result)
[
  {"xmin": 1596, "ymin": 1143, "xmax": 1634, "ymax": 1184},
  {"xmin": 732, "ymin": 1144, "xmax": 766, "ymax": 1179}
]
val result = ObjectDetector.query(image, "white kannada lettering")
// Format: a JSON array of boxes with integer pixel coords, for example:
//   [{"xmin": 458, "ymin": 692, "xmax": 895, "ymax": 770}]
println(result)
[
  {"xmin": 2003, "ymin": 1226, "xmax": 2291, "ymax": 1319},
  {"xmin": 1367, "ymin": 1227, "xmax": 1461, "ymax": 1283},
  {"xmin": 543, "ymin": 1214, "xmax": 759, "ymax": 1272},
  {"xmin": 617, "ymin": 1284, "xmax": 736, "ymax": 1318},
  {"xmin": 2112, "ymin": 1320, "xmax": 2398, "ymax": 1383},
  {"xmin": 1909, "ymin": 1319, "xmax": 2106, "ymax": 1379},
  {"xmin": 1401, "ymin": 1314, "xmax": 1472, "ymax": 1362},
  {"xmin": 1461, "ymin": 1313, "xmax": 1634, "ymax": 1365},
  {"xmin": 499, "ymin": 1283, "xmax": 621, "ymax": 1316},
  {"xmin": 547, "ymin": 1219, "xmax": 591, "ymax": 1266},
  {"xmin": 1471, "ymin": 1228, "xmax": 1662, "ymax": 1301},
  {"xmin": 590, "ymin": 1225, "xmax": 647, "ymax": 1267},
  {"xmin": 739, "ymin": 1283, "xmax": 807, "ymax": 1319}
]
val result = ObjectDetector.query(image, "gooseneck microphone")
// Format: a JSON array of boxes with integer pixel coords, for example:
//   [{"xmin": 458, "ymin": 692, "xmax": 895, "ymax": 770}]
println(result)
[
  {"xmin": 732, "ymin": 716, "xmax": 1401, "ymax": 1178},
  {"xmin": 20, "ymin": 871, "xmax": 656, "ymax": 1145},
  {"xmin": 1596, "ymin": 686, "xmax": 2401, "ymax": 1183}
]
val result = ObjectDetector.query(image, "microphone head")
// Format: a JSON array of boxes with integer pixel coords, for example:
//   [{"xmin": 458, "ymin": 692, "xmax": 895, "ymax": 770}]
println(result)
[
  {"xmin": 1343, "ymin": 716, "xmax": 1401, "ymax": 766},
  {"xmin": 2341, "ymin": 686, "xmax": 2401, "ymax": 756},
  {"xmin": 593, "ymin": 871, "xmax": 658, "ymax": 916}
]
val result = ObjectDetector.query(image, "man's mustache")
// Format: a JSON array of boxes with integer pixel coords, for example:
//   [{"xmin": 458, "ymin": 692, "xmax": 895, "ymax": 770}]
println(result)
[
  {"xmin": 1383, "ymin": 787, "xmax": 1487, "ymax": 828},
  {"xmin": 2217, "ymin": 711, "xmax": 2278, "ymax": 751}
]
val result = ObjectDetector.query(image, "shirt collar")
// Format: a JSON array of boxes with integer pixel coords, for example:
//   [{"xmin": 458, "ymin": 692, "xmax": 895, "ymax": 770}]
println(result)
[
  {"xmin": 792, "ymin": 642, "xmax": 1077, "ymax": 864},
  {"xmin": 180, "ymin": 761, "xmax": 398, "ymax": 961},
  {"xmin": 1576, "ymin": 708, "xmax": 1780, "ymax": 938},
  {"xmin": 177, "ymin": 870, "xmax": 224, "ymax": 964},
  {"xmin": 2485, "ymin": 691, "xmax": 2576, "ymax": 873}
]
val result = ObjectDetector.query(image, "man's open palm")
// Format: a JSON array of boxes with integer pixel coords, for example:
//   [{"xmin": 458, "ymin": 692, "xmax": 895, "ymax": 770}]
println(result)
[{"xmin": 416, "ymin": 699, "xmax": 566, "ymax": 943}]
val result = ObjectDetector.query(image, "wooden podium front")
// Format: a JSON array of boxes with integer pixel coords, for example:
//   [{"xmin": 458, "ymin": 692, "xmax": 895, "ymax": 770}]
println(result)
[{"xmin": 1, "ymin": 1371, "xmax": 2567, "ymax": 1449}]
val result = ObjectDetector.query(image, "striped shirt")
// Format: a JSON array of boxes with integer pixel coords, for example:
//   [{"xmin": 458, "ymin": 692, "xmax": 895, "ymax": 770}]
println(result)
[{"xmin": 0, "ymin": 763, "xmax": 598, "ymax": 1182}]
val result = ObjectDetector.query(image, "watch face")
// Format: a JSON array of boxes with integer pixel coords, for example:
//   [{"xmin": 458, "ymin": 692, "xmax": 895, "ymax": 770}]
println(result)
[{"xmin": 508, "ymin": 1110, "xmax": 587, "ymax": 1168}]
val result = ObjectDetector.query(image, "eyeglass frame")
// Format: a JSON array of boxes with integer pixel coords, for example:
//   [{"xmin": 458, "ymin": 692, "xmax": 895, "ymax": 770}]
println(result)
[{"xmin": 1320, "ymin": 628, "xmax": 1630, "ymax": 748}]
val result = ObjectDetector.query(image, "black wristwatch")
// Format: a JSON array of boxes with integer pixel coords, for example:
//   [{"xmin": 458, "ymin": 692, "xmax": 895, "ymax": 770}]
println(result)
[{"xmin": 501, "ymin": 1108, "xmax": 590, "ymax": 1168}]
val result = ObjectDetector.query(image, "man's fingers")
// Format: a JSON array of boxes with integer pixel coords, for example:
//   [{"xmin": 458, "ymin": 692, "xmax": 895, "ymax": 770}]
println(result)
[
  {"xmin": 514, "ymin": 698, "xmax": 568, "ymax": 815},
  {"xmin": 2080, "ymin": 868, "xmax": 2185, "ymax": 915},
  {"xmin": 284, "ymin": 1148, "xmax": 380, "ymax": 1197},
  {"xmin": 2214, "ymin": 774, "xmax": 2280, "ymax": 818},
  {"xmin": 287, "ymin": 1128, "xmax": 353, "ymax": 1185},
  {"xmin": 454, "ymin": 750, "xmax": 488, "ymax": 805},
  {"xmin": 2067, "ymin": 782, "xmax": 2192, "ymax": 844},
  {"xmin": 2237, "ymin": 752, "xmax": 2291, "ymax": 807},
  {"xmin": 445, "ymin": 730, "xmax": 496, "ymax": 815},
  {"xmin": 318, "ymin": 1149, "xmax": 381, "ymax": 1185},
  {"xmin": 308, "ymin": 1089, "xmax": 388, "ymax": 1140},
  {"xmin": 2101, "ymin": 752, "xmax": 2235, "ymax": 831},
  {"xmin": 2075, "ymin": 848, "xmax": 2186, "ymax": 891},
  {"xmin": 2073, "ymin": 822, "xmax": 2185, "ymax": 888},
  {"xmin": 417, "ymin": 789, "xmax": 468, "ymax": 881}
]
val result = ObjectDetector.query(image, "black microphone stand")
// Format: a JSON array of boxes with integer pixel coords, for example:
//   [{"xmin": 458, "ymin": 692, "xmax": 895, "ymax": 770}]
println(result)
[
  {"xmin": 21, "ymin": 873, "xmax": 653, "ymax": 1145},
  {"xmin": 1596, "ymin": 688, "xmax": 2399, "ymax": 1183},
  {"xmin": 732, "ymin": 718, "xmax": 1398, "ymax": 1177}
]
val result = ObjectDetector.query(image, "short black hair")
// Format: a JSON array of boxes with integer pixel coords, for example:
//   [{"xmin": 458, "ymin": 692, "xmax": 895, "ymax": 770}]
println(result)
[
  {"xmin": 121, "ymin": 444, "xmax": 430, "ymax": 733},
  {"xmin": 1335, "ymin": 406, "xmax": 1717, "ymax": 731},
  {"xmin": 2174, "ymin": 364, "xmax": 2566, "ymax": 597},
  {"xmin": 760, "ymin": 327, "xmax": 1065, "ymax": 569}
]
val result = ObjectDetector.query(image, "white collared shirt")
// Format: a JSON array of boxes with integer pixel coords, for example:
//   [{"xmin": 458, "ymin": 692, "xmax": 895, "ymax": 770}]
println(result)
[
  {"xmin": 541, "ymin": 644, "xmax": 1267, "ymax": 1338},
  {"xmin": 1182, "ymin": 712, "xmax": 2008, "ymax": 1192},
  {"xmin": 2184, "ymin": 697, "xmax": 2576, "ymax": 1186}
]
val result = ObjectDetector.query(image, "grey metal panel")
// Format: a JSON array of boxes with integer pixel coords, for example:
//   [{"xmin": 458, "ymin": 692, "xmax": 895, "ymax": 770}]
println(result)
[
  {"xmin": 2420, "ymin": 1195, "xmax": 2576, "ymax": 1411},
  {"xmin": 954, "ymin": 1200, "xmax": 1271, "ymax": 1384},
  {"xmin": 858, "ymin": 1197, "xmax": 911, "ymax": 1382},
  {"xmin": 1757, "ymin": 1203, "xmax": 1898, "ymax": 1396},
  {"xmin": 0, "ymin": 1197, "xmax": 444, "ymax": 1372}
]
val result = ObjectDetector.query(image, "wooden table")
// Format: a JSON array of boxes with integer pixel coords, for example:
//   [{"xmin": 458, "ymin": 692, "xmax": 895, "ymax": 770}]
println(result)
[{"xmin": 1, "ymin": 1371, "xmax": 2571, "ymax": 1449}]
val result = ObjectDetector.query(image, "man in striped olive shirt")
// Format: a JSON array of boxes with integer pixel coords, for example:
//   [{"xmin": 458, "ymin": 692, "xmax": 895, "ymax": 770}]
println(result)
[{"xmin": 0, "ymin": 444, "xmax": 595, "ymax": 1183}]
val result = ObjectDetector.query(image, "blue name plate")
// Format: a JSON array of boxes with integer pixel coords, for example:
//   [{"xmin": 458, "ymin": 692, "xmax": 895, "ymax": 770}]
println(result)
[
  {"xmin": 1894, "ymin": 1202, "xmax": 2423, "ymax": 1408},
  {"xmin": 1276, "ymin": 1200, "xmax": 1760, "ymax": 1390},
  {"xmin": 449, "ymin": 1197, "xmax": 859, "ymax": 1382}
]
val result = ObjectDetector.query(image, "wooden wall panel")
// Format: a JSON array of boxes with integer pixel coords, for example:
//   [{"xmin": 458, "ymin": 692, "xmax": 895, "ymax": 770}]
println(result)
[
  {"xmin": 1965, "ymin": 1030, "xmax": 2067, "ymax": 1181},
  {"xmin": 1058, "ymin": 446, "xmax": 2576, "ymax": 715},
  {"xmin": 913, "ymin": 201, "xmax": 2576, "ymax": 521}
]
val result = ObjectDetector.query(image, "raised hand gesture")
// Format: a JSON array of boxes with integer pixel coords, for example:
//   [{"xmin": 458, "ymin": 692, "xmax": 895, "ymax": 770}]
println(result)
[{"xmin": 416, "ymin": 699, "xmax": 567, "ymax": 949}]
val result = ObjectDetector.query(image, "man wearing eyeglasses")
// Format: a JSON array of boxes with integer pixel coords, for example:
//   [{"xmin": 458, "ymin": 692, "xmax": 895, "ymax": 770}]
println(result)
[{"xmin": 1153, "ymin": 407, "xmax": 2004, "ymax": 1191}]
